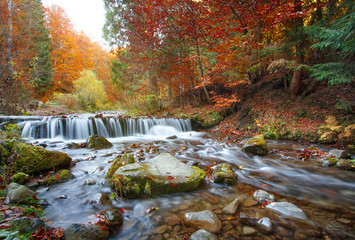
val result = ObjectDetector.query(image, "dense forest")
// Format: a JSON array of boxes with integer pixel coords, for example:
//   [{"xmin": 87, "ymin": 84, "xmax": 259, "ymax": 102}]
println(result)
[{"xmin": 0, "ymin": 0, "xmax": 354, "ymax": 134}]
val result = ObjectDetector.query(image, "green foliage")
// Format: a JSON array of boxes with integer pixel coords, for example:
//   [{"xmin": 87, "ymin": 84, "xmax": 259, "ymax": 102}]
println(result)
[
  {"xmin": 308, "ymin": 1, "xmax": 355, "ymax": 85},
  {"xmin": 335, "ymin": 100, "xmax": 353, "ymax": 113},
  {"xmin": 74, "ymin": 70, "xmax": 108, "ymax": 111}
]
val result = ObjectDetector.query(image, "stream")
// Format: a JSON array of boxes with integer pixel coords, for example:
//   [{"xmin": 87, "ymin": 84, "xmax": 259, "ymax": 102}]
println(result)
[{"xmin": 1, "ymin": 113, "xmax": 354, "ymax": 239}]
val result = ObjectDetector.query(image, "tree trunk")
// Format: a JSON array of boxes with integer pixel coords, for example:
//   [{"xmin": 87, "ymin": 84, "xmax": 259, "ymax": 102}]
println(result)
[
  {"xmin": 6, "ymin": 0, "xmax": 14, "ymax": 76},
  {"xmin": 290, "ymin": 0, "xmax": 305, "ymax": 100},
  {"xmin": 148, "ymin": 67, "xmax": 157, "ymax": 95},
  {"xmin": 196, "ymin": 39, "xmax": 210, "ymax": 103}
]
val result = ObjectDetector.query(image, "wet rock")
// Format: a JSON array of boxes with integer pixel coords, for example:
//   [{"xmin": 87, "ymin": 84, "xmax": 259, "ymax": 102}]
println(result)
[
  {"xmin": 85, "ymin": 179, "xmax": 97, "ymax": 185},
  {"xmin": 336, "ymin": 159, "xmax": 354, "ymax": 170},
  {"xmin": 64, "ymin": 223, "xmax": 110, "ymax": 240},
  {"xmin": 253, "ymin": 190, "xmax": 275, "ymax": 203},
  {"xmin": 256, "ymin": 217, "xmax": 273, "ymax": 234},
  {"xmin": 12, "ymin": 142, "xmax": 72, "ymax": 173},
  {"xmin": 108, "ymin": 153, "xmax": 206, "ymax": 198},
  {"xmin": 243, "ymin": 198, "xmax": 258, "ymax": 207},
  {"xmin": 329, "ymin": 149, "xmax": 351, "ymax": 159},
  {"xmin": 103, "ymin": 209, "xmax": 123, "ymax": 228},
  {"xmin": 38, "ymin": 199, "xmax": 50, "ymax": 208},
  {"xmin": 336, "ymin": 218, "xmax": 351, "ymax": 224},
  {"xmin": 242, "ymin": 226, "xmax": 256, "ymax": 235},
  {"xmin": 5, "ymin": 183, "xmax": 36, "ymax": 204},
  {"xmin": 25, "ymin": 180, "xmax": 40, "ymax": 189},
  {"xmin": 241, "ymin": 135, "xmax": 268, "ymax": 155},
  {"xmin": 11, "ymin": 172, "xmax": 29, "ymax": 185},
  {"xmin": 199, "ymin": 192, "xmax": 220, "ymax": 204},
  {"xmin": 58, "ymin": 195, "xmax": 68, "ymax": 199},
  {"xmin": 153, "ymin": 225, "xmax": 168, "ymax": 234},
  {"xmin": 165, "ymin": 215, "xmax": 181, "ymax": 226},
  {"xmin": 212, "ymin": 163, "xmax": 237, "ymax": 185},
  {"xmin": 167, "ymin": 135, "xmax": 177, "ymax": 139},
  {"xmin": 322, "ymin": 160, "xmax": 331, "ymax": 167},
  {"xmin": 41, "ymin": 169, "xmax": 75, "ymax": 185},
  {"xmin": 68, "ymin": 142, "xmax": 81, "ymax": 149},
  {"xmin": 266, "ymin": 202, "xmax": 307, "ymax": 219},
  {"xmin": 86, "ymin": 135, "xmax": 113, "ymax": 149},
  {"xmin": 222, "ymin": 197, "xmax": 242, "ymax": 215},
  {"xmin": 184, "ymin": 210, "xmax": 222, "ymax": 233},
  {"xmin": 189, "ymin": 229, "xmax": 218, "ymax": 240},
  {"xmin": 325, "ymin": 225, "xmax": 355, "ymax": 239},
  {"xmin": 11, "ymin": 217, "xmax": 46, "ymax": 234},
  {"xmin": 239, "ymin": 212, "xmax": 257, "ymax": 226}
]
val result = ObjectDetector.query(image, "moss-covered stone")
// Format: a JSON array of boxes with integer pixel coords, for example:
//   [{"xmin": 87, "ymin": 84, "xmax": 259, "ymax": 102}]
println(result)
[
  {"xmin": 241, "ymin": 135, "xmax": 268, "ymax": 155},
  {"xmin": 86, "ymin": 135, "xmax": 113, "ymax": 149},
  {"xmin": 14, "ymin": 142, "xmax": 72, "ymax": 174},
  {"xmin": 108, "ymin": 153, "xmax": 206, "ymax": 198},
  {"xmin": 212, "ymin": 163, "xmax": 237, "ymax": 185},
  {"xmin": 106, "ymin": 154, "xmax": 135, "ymax": 179},
  {"xmin": 41, "ymin": 169, "xmax": 75, "ymax": 185},
  {"xmin": 11, "ymin": 172, "xmax": 30, "ymax": 185}
]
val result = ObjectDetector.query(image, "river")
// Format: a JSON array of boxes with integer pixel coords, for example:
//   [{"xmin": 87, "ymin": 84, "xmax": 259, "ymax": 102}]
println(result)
[{"xmin": 1, "ymin": 113, "xmax": 354, "ymax": 239}]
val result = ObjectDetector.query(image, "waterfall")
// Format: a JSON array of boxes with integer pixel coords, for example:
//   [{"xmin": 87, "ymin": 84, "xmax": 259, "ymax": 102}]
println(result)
[{"xmin": 0, "ymin": 115, "xmax": 192, "ymax": 140}]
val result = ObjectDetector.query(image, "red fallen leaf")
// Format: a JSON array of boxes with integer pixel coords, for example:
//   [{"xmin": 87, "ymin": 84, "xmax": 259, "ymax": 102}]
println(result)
[
  {"xmin": 166, "ymin": 176, "xmax": 174, "ymax": 180},
  {"xmin": 122, "ymin": 161, "xmax": 126, "ymax": 165},
  {"xmin": 171, "ymin": 183, "xmax": 178, "ymax": 188},
  {"xmin": 119, "ymin": 208, "xmax": 125, "ymax": 213},
  {"xmin": 145, "ymin": 207, "xmax": 158, "ymax": 214},
  {"xmin": 101, "ymin": 226, "xmax": 109, "ymax": 231},
  {"xmin": 55, "ymin": 174, "xmax": 60, "ymax": 180},
  {"xmin": 151, "ymin": 175, "xmax": 157, "ymax": 179},
  {"xmin": 54, "ymin": 229, "xmax": 63, "ymax": 238}
]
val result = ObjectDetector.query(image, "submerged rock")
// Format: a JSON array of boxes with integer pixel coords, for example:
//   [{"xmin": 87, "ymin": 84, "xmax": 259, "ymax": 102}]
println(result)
[
  {"xmin": 13, "ymin": 142, "xmax": 72, "ymax": 173},
  {"xmin": 184, "ymin": 210, "xmax": 222, "ymax": 233},
  {"xmin": 222, "ymin": 197, "xmax": 243, "ymax": 214},
  {"xmin": 86, "ymin": 135, "xmax": 113, "ymax": 149},
  {"xmin": 41, "ymin": 169, "xmax": 75, "ymax": 185},
  {"xmin": 108, "ymin": 153, "xmax": 206, "ymax": 198},
  {"xmin": 266, "ymin": 202, "xmax": 307, "ymax": 219},
  {"xmin": 212, "ymin": 163, "xmax": 237, "ymax": 185},
  {"xmin": 5, "ymin": 183, "xmax": 36, "ymax": 204},
  {"xmin": 256, "ymin": 217, "xmax": 273, "ymax": 234},
  {"xmin": 241, "ymin": 135, "xmax": 268, "ymax": 155},
  {"xmin": 64, "ymin": 223, "xmax": 110, "ymax": 240},
  {"xmin": 103, "ymin": 209, "xmax": 123, "ymax": 228},
  {"xmin": 329, "ymin": 149, "xmax": 351, "ymax": 159},
  {"xmin": 253, "ymin": 190, "xmax": 275, "ymax": 203},
  {"xmin": 189, "ymin": 229, "xmax": 218, "ymax": 240}
]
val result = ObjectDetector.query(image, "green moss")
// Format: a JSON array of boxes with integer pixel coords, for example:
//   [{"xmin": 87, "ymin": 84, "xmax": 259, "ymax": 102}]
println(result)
[
  {"xmin": 242, "ymin": 135, "xmax": 268, "ymax": 155},
  {"xmin": 13, "ymin": 143, "xmax": 72, "ymax": 174},
  {"xmin": 86, "ymin": 135, "xmax": 113, "ymax": 149},
  {"xmin": 110, "ymin": 166, "xmax": 206, "ymax": 199},
  {"xmin": 212, "ymin": 164, "xmax": 237, "ymax": 185},
  {"xmin": 11, "ymin": 172, "xmax": 30, "ymax": 185},
  {"xmin": 41, "ymin": 169, "xmax": 75, "ymax": 185},
  {"xmin": 106, "ymin": 154, "xmax": 135, "ymax": 179}
]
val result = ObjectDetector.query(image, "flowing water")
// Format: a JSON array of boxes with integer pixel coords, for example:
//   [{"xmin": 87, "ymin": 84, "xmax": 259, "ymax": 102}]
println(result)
[{"xmin": 1, "ymin": 114, "xmax": 354, "ymax": 239}]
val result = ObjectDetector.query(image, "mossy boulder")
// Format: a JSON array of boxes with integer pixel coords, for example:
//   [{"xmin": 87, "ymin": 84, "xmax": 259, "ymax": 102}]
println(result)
[
  {"xmin": 241, "ymin": 135, "xmax": 268, "ymax": 155},
  {"xmin": 212, "ymin": 163, "xmax": 237, "ymax": 185},
  {"xmin": 14, "ymin": 142, "xmax": 72, "ymax": 174},
  {"xmin": 108, "ymin": 153, "xmax": 206, "ymax": 198},
  {"xmin": 11, "ymin": 172, "xmax": 30, "ymax": 185},
  {"xmin": 86, "ymin": 135, "xmax": 113, "ymax": 149},
  {"xmin": 106, "ymin": 154, "xmax": 135, "ymax": 179},
  {"xmin": 41, "ymin": 169, "xmax": 75, "ymax": 185}
]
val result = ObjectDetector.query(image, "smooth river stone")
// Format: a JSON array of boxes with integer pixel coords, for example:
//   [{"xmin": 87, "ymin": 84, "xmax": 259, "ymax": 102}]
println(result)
[
  {"xmin": 266, "ymin": 202, "xmax": 307, "ymax": 219},
  {"xmin": 253, "ymin": 190, "xmax": 275, "ymax": 203},
  {"xmin": 189, "ymin": 229, "xmax": 218, "ymax": 240},
  {"xmin": 184, "ymin": 210, "xmax": 222, "ymax": 233}
]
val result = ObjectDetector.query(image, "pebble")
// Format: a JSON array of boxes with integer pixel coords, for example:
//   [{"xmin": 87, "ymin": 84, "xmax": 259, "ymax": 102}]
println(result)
[
  {"xmin": 256, "ymin": 217, "xmax": 273, "ymax": 234},
  {"xmin": 199, "ymin": 192, "xmax": 220, "ymax": 204},
  {"xmin": 222, "ymin": 197, "xmax": 241, "ymax": 214},
  {"xmin": 184, "ymin": 210, "xmax": 222, "ymax": 233},
  {"xmin": 243, "ymin": 198, "xmax": 258, "ymax": 207},
  {"xmin": 336, "ymin": 218, "xmax": 351, "ymax": 224},
  {"xmin": 242, "ymin": 226, "xmax": 256, "ymax": 235},
  {"xmin": 253, "ymin": 190, "xmax": 275, "ymax": 203},
  {"xmin": 266, "ymin": 202, "xmax": 307, "ymax": 219},
  {"xmin": 189, "ymin": 229, "xmax": 218, "ymax": 240}
]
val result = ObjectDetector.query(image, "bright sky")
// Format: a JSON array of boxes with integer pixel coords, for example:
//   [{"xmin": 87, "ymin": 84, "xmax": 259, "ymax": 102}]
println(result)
[{"xmin": 42, "ymin": 0, "xmax": 107, "ymax": 46}]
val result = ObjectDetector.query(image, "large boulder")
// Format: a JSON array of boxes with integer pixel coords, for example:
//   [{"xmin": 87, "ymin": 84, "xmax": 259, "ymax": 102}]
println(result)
[
  {"xmin": 13, "ymin": 142, "xmax": 72, "ymax": 173},
  {"xmin": 108, "ymin": 153, "xmax": 206, "ymax": 198},
  {"xmin": 5, "ymin": 183, "xmax": 36, "ymax": 204},
  {"xmin": 241, "ymin": 135, "xmax": 268, "ymax": 155},
  {"xmin": 86, "ymin": 135, "xmax": 113, "ymax": 149}
]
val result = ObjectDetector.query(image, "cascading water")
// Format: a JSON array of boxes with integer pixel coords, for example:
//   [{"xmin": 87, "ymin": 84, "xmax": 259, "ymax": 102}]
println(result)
[
  {"xmin": 1, "ymin": 114, "xmax": 354, "ymax": 239},
  {"xmin": 0, "ymin": 115, "xmax": 192, "ymax": 140}
]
